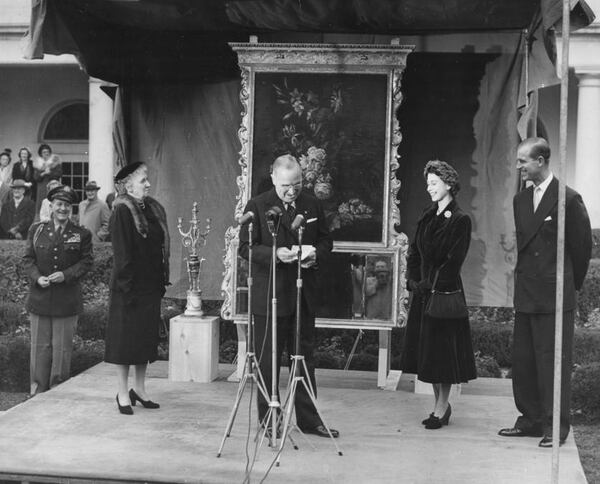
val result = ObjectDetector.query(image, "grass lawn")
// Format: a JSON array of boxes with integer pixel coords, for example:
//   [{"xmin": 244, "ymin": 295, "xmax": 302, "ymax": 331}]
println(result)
[{"xmin": 574, "ymin": 423, "xmax": 600, "ymax": 484}]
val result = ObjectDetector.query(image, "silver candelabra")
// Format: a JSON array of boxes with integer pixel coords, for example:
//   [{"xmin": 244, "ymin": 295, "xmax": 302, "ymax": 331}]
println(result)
[{"xmin": 177, "ymin": 202, "xmax": 211, "ymax": 316}]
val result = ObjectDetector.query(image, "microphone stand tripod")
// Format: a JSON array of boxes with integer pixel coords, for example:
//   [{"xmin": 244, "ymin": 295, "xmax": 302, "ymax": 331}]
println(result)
[
  {"xmin": 255, "ymin": 216, "xmax": 284, "ymax": 449},
  {"xmin": 277, "ymin": 225, "xmax": 343, "ymax": 465},
  {"xmin": 217, "ymin": 221, "xmax": 270, "ymax": 457}
]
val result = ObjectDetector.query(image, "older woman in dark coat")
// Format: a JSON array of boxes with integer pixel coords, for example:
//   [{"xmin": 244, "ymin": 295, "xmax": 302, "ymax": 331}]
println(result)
[
  {"xmin": 400, "ymin": 160, "xmax": 477, "ymax": 429},
  {"xmin": 104, "ymin": 162, "xmax": 170, "ymax": 415}
]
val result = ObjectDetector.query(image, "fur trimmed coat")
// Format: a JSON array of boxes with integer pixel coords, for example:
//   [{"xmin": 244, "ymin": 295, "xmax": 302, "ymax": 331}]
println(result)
[
  {"xmin": 400, "ymin": 200, "xmax": 477, "ymax": 384},
  {"xmin": 104, "ymin": 194, "xmax": 170, "ymax": 365}
]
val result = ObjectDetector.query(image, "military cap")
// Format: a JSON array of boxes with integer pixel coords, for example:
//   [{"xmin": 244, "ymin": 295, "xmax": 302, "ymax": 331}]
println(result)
[{"xmin": 47, "ymin": 184, "xmax": 78, "ymax": 204}]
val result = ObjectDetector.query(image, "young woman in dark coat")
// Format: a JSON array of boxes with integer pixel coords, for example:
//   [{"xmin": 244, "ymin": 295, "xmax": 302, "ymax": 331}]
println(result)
[
  {"xmin": 104, "ymin": 162, "xmax": 170, "ymax": 415},
  {"xmin": 12, "ymin": 148, "xmax": 36, "ymax": 200},
  {"xmin": 400, "ymin": 160, "xmax": 477, "ymax": 429}
]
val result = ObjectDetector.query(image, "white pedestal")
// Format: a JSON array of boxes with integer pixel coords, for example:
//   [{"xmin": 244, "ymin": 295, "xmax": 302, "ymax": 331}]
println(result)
[
  {"xmin": 168, "ymin": 314, "xmax": 219, "ymax": 383},
  {"xmin": 414, "ymin": 378, "xmax": 462, "ymax": 397}
]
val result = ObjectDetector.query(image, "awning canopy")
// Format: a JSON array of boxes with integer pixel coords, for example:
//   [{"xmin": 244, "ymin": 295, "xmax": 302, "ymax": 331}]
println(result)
[{"xmin": 28, "ymin": 0, "xmax": 594, "ymax": 83}]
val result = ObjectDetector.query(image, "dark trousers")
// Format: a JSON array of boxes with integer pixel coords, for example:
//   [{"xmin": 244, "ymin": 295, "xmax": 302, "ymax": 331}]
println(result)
[
  {"xmin": 512, "ymin": 311, "xmax": 574, "ymax": 440},
  {"xmin": 253, "ymin": 296, "xmax": 322, "ymax": 431}
]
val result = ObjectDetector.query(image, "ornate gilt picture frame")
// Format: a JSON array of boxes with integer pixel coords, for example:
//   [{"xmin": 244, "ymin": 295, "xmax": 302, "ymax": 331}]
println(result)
[{"xmin": 222, "ymin": 42, "xmax": 413, "ymax": 328}]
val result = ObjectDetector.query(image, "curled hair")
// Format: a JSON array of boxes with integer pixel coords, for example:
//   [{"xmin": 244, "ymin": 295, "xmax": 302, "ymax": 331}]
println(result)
[
  {"xmin": 423, "ymin": 159, "xmax": 460, "ymax": 197},
  {"xmin": 38, "ymin": 144, "xmax": 52, "ymax": 157}
]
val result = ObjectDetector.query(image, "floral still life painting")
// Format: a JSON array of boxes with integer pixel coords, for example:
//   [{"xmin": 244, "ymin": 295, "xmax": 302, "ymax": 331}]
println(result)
[{"xmin": 251, "ymin": 72, "xmax": 389, "ymax": 244}]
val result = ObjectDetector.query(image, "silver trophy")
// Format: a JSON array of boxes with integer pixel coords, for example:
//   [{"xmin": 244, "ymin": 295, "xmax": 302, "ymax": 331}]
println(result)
[{"xmin": 177, "ymin": 202, "xmax": 211, "ymax": 316}]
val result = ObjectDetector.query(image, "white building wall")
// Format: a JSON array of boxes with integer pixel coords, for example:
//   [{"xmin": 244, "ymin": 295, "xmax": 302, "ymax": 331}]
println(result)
[{"xmin": 0, "ymin": 65, "xmax": 89, "ymax": 155}]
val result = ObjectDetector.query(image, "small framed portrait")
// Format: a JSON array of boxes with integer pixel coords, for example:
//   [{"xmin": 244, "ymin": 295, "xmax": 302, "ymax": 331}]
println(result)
[{"xmin": 230, "ymin": 243, "xmax": 406, "ymax": 328}]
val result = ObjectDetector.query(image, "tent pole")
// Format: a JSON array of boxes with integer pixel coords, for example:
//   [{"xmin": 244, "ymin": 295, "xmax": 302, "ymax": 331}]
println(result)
[{"xmin": 552, "ymin": 0, "xmax": 570, "ymax": 481}]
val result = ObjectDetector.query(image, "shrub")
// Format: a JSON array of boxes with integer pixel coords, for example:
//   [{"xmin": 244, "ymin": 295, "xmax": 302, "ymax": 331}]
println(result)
[
  {"xmin": 348, "ymin": 353, "xmax": 378, "ymax": 371},
  {"xmin": 474, "ymin": 352, "xmax": 501, "ymax": 378},
  {"xmin": 0, "ymin": 334, "xmax": 30, "ymax": 392},
  {"xmin": 77, "ymin": 304, "xmax": 108, "ymax": 340},
  {"xmin": 71, "ymin": 337, "xmax": 105, "ymax": 376},
  {"xmin": 470, "ymin": 321, "xmax": 513, "ymax": 367},
  {"xmin": 573, "ymin": 329, "xmax": 600, "ymax": 366},
  {"xmin": 220, "ymin": 339, "xmax": 238, "ymax": 364},
  {"xmin": 0, "ymin": 302, "xmax": 29, "ymax": 335},
  {"xmin": 577, "ymin": 259, "xmax": 600, "ymax": 327},
  {"xmin": 313, "ymin": 350, "xmax": 344, "ymax": 369},
  {"xmin": 571, "ymin": 363, "xmax": 600, "ymax": 422}
]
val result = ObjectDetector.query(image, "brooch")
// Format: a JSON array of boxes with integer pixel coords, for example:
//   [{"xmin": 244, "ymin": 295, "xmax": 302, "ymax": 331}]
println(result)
[{"xmin": 444, "ymin": 211, "xmax": 452, "ymax": 218}]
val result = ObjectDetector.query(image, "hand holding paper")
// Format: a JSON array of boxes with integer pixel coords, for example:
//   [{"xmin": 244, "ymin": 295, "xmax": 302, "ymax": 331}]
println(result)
[{"xmin": 291, "ymin": 245, "xmax": 317, "ymax": 267}]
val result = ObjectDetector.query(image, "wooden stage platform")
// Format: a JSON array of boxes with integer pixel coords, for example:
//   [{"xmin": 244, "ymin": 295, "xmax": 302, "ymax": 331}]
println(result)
[{"xmin": 0, "ymin": 362, "xmax": 588, "ymax": 483}]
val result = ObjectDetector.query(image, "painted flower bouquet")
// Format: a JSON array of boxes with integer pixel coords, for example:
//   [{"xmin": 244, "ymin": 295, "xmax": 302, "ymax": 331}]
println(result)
[{"xmin": 273, "ymin": 78, "xmax": 376, "ymax": 233}]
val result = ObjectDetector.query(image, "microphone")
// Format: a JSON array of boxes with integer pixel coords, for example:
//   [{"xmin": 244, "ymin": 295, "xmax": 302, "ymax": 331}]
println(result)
[
  {"xmin": 236, "ymin": 211, "xmax": 254, "ymax": 225},
  {"xmin": 291, "ymin": 213, "xmax": 306, "ymax": 231},
  {"xmin": 265, "ymin": 206, "xmax": 282, "ymax": 221}
]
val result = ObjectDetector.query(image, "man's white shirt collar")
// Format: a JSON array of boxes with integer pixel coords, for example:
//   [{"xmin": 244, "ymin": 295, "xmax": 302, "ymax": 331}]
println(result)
[{"xmin": 536, "ymin": 172, "xmax": 553, "ymax": 197}]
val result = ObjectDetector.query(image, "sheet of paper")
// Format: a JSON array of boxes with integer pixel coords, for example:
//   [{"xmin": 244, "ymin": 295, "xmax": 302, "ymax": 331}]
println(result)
[{"xmin": 291, "ymin": 245, "xmax": 315, "ymax": 261}]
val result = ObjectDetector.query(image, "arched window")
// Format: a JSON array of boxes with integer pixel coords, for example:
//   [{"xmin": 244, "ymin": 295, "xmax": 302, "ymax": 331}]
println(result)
[
  {"xmin": 42, "ymin": 102, "xmax": 89, "ymax": 141},
  {"xmin": 40, "ymin": 101, "xmax": 90, "ymax": 211}
]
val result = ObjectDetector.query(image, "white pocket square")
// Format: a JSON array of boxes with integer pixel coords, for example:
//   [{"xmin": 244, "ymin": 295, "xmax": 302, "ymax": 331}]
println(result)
[{"xmin": 544, "ymin": 216, "xmax": 552, "ymax": 221}]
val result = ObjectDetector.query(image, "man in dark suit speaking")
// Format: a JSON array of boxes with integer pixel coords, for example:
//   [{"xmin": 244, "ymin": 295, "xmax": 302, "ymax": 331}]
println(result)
[
  {"xmin": 239, "ymin": 154, "xmax": 338, "ymax": 438},
  {"xmin": 499, "ymin": 137, "xmax": 592, "ymax": 447}
]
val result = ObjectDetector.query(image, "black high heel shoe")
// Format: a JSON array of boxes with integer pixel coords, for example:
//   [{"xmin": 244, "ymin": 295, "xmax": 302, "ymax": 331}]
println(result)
[
  {"xmin": 116, "ymin": 395, "xmax": 133, "ymax": 415},
  {"xmin": 422, "ymin": 413, "xmax": 435, "ymax": 425},
  {"xmin": 425, "ymin": 404, "xmax": 451, "ymax": 430},
  {"xmin": 440, "ymin": 403, "xmax": 452, "ymax": 426},
  {"xmin": 129, "ymin": 388, "xmax": 160, "ymax": 409}
]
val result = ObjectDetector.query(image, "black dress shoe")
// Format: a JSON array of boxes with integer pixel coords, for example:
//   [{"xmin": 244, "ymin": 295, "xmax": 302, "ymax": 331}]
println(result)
[
  {"xmin": 129, "ymin": 389, "xmax": 160, "ymax": 409},
  {"xmin": 539, "ymin": 436, "xmax": 566, "ymax": 448},
  {"xmin": 116, "ymin": 395, "xmax": 133, "ymax": 415},
  {"xmin": 498, "ymin": 427, "xmax": 543, "ymax": 438},
  {"xmin": 422, "ymin": 413, "xmax": 435, "ymax": 425},
  {"xmin": 424, "ymin": 404, "xmax": 451, "ymax": 428},
  {"xmin": 425, "ymin": 416, "xmax": 442, "ymax": 430},
  {"xmin": 302, "ymin": 425, "xmax": 339, "ymax": 438}
]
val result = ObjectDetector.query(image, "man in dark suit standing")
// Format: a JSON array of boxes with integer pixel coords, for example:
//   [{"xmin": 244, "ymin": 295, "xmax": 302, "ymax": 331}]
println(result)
[
  {"xmin": 238, "ymin": 154, "xmax": 338, "ymax": 438},
  {"xmin": 499, "ymin": 137, "xmax": 592, "ymax": 447}
]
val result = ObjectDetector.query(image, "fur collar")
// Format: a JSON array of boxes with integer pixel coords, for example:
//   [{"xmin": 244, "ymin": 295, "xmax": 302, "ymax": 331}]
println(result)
[{"xmin": 113, "ymin": 194, "xmax": 171, "ymax": 284}]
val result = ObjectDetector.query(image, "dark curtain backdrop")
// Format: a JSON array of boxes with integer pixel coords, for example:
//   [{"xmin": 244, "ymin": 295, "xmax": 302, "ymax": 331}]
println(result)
[
  {"xmin": 129, "ymin": 81, "xmax": 241, "ymax": 299},
  {"xmin": 125, "ymin": 49, "xmax": 528, "ymax": 307},
  {"xmin": 397, "ymin": 51, "xmax": 523, "ymax": 307}
]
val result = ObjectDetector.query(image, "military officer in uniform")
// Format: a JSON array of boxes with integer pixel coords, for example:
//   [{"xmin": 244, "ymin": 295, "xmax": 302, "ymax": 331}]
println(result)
[{"xmin": 23, "ymin": 184, "xmax": 93, "ymax": 395}]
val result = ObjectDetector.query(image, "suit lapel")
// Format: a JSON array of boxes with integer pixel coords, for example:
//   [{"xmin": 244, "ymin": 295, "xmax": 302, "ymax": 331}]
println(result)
[{"xmin": 517, "ymin": 177, "xmax": 558, "ymax": 251}]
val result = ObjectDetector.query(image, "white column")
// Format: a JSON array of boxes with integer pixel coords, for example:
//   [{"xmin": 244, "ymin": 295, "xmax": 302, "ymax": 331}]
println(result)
[
  {"xmin": 574, "ymin": 73, "xmax": 600, "ymax": 228},
  {"xmin": 88, "ymin": 78, "xmax": 115, "ymax": 201}
]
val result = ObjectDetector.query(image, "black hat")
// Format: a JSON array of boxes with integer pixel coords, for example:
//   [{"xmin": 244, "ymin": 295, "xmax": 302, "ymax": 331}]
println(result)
[
  {"xmin": 47, "ymin": 184, "xmax": 78, "ymax": 204},
  {"xmin": 10, "ymin": 179, "xmax": 28, "ymax": 189},
  {"xmin": 84, "ymin": 180, "xmax": 101, "ymax": 191},
  {"xmin": 114, "ymin": 162, "xmax": 145, "ymax": 182}
]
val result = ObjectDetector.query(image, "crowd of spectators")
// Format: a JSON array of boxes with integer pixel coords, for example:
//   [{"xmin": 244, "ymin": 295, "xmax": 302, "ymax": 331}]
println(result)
[{"xmin": 0, "ymin": 144, "xmax": 113, "ymax": 240}]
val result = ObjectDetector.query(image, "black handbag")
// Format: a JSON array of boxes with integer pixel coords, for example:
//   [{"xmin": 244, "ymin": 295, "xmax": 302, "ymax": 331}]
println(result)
[{"xmin": 424, "ymin": 267, "xmax": 468, "ymax": 320}]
